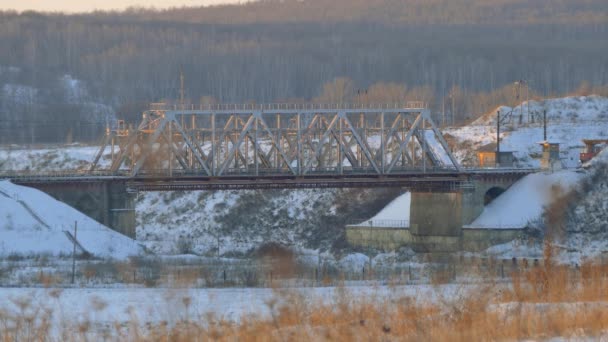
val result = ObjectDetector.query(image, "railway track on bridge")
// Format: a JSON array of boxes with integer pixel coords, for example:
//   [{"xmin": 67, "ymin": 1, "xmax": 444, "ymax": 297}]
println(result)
[{"xmin": 0, "ymin": 168, "xmax": 537, "ymax": 191}]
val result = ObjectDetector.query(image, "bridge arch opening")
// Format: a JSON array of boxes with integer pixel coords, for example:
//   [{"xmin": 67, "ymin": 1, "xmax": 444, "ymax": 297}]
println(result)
[{"xmin": 484, "ymin": 186, "xmax": 506, "ymax": 205}]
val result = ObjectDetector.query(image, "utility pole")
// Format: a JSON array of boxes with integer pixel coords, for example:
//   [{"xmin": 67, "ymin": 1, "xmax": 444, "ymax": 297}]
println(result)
[
  {"xmin": 180, "ymin": 69, "xmax": 185, "ymax": 110},
  {"xmin": 543, "ymin": 110, "xmax": 547, "ymax": 141},
  {"xmin": 442, "ymin": 92, "xmax": 446, "ymax": 127},
  {"xmin": 496, "ymin": 110, "xmax": 501, "ymax": 168},
  {"xmin": 450, "ymin": 94, "xmax": 455, "ymax": 126},
  {"xmin": 71, "ymin": 221, "xmax": 77, "ymax": 284}
]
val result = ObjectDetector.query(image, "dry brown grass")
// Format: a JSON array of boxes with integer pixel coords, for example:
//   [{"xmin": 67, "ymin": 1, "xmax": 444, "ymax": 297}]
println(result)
[{"xmin": 1, "ymin": 255, "xmax": 608, "ymax": 341}]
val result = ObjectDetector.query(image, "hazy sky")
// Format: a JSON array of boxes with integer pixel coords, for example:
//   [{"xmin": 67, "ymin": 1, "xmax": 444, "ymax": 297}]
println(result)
[{"xmin": 0, "ymin": 0, "xmax": 244, "ymax": 13}]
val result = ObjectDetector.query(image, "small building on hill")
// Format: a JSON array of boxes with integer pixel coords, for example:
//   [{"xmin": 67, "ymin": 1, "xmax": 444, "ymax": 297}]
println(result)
[
  {"xmin": 580, "ymin": 139, "xmax": 608, "ymax": 164},
  {"xmin": 538, "ymin": 141, "xmax": 562, "ymax": 170},
  {"xmin": 476, "ymin": 143, "xmax": 514, "ymax": 168}
]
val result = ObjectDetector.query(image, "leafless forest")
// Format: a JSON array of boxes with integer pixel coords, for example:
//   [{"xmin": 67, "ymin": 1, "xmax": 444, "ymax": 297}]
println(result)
[{"xmin": 0, "ymin": 0, "xmax": 607, "ymax": 142}]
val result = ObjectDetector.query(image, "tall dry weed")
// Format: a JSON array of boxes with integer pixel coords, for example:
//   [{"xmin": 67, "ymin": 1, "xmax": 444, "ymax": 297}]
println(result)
[{"xmin": 1, "ymin": 257, "xmax": 607, "ymax": 341}]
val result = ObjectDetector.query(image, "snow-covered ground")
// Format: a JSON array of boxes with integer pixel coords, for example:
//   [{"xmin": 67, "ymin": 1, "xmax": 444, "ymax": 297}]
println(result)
[{"xmin": 0, "ymin": 180, "xmax": 142, "ymax": 258}]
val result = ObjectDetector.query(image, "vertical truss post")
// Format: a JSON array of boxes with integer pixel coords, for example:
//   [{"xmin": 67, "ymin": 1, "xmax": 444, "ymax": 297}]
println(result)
[
  {"xmin": 297, "ymin": 113, "xmax": 302, "ymax": 175},
  {"xmin": 338, "ymin": 115, "xmax": 343, "ymax": 174},
  {"xmin": 254, "ymin": 114, "xmax": 259, "ymax": 176},
  {"xmin": 380, "ymin": 112, "xmax": 385, "ymax": 174},
  {"xmin": 211, "ymin": 112, "xmax": 216, "ymax": 176},
  {"xmin": 168, "ymin": 121, "xmax": 173, "ymax": 177},
  {"xmin": 422, "ymin": 114, "xmax": 426, "ymax": 173},
  {"xmin": 276, "ymin": 113, "xmax": 281, "ymax": 169}
]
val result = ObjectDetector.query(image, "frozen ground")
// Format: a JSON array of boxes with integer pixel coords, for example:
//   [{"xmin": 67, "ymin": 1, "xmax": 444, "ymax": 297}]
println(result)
[{"xmin": 0, "ymin": 180, "xmax": 142, "ymax": 258}]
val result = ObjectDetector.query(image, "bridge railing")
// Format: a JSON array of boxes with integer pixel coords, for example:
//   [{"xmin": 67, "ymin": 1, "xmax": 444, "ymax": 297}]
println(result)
[
  {"xmin": 149, "ymin": 101, "xmax": 427, "ymax": 112},
  {"xmin": 347, "ymin": 219, "xmax": 410, "ymax": 228},
  {"xmin": 0, "ymin": 170, "xmax": 128, "ymax": 180}
]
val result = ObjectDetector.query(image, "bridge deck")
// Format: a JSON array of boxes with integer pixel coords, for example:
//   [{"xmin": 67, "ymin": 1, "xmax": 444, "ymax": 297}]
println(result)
[{"xmin": 1, "ymin": 168, "xmax": 537, "ymax": 191}]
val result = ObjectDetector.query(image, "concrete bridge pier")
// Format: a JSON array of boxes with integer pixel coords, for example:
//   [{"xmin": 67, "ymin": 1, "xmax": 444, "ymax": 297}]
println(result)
[
  {"xmin": 409, "ymin": 192, "xmax": 463, "ymax": 252},
  {"xmin": 106, "ymin": 182, "xmax": 137, "ymax": 238},
  {"xmin": 23, "ymin": 181, "xmax": 136, "ymax": 238}
]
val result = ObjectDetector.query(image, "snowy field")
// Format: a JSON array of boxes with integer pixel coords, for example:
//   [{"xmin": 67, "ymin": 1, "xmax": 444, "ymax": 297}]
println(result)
[{"xmin": 0, "ymin": 283, "xmax": 466, "ymax": 336}]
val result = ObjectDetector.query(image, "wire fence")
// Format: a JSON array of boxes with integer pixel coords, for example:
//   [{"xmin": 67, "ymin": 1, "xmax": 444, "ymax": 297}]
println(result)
[{"xmin": 2, "ymin": 254, "xmax": 604, "ymax": 288}]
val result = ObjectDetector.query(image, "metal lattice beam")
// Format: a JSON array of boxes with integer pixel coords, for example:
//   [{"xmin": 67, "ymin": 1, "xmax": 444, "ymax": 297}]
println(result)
[{"xmin": 90, "ymin": 104, "xmax": 461, "ymax": 177}]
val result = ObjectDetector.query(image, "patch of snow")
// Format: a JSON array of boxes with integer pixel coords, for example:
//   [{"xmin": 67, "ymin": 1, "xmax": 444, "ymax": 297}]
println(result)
[
  {"xmin": 339, "ymin": 253, "xmax": 370, "ymax": 270},
  {"xmin": 424, "ymin": 130, "xmax": 454, "ymax": 166},
  {"xmin": 484, "ymin": 240, "xmax": 543, "ymax": 259},
  {"xmin": 583, "ymin": 145, "xmax": 608, "ymax": 168},
  {"xmin": 60, "ymin": 74, "xmax": 88, "ymax": 103},
  {"xmin": 2, "ymin": 83, "xmax": 37, "ymax": 104},
  {"xmin": 352, "ymin": 192, "xmax": 410, "ymax": 228}
]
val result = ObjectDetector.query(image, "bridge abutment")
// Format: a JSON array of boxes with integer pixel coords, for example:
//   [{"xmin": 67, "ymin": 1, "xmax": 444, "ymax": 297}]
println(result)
[{"xmin": 22, "ymin": 181, "xmax": 136, "ymax": 238}]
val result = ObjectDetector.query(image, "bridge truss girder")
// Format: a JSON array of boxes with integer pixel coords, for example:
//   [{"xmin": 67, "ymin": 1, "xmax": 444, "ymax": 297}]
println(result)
[{"xmin": 90, "ymin": 106, "xmax": 461, "ymax": 177}]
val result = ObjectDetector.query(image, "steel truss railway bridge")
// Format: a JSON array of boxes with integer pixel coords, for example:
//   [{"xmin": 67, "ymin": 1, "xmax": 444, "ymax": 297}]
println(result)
[{"xmin": 2, "ymin": 102, "xmax": 536, "ymax": 243}]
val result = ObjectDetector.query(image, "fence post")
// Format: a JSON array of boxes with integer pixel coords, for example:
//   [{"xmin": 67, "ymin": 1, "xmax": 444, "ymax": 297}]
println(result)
[{"xmin": 71, "ymin": 221, "xmax": 78, "ymax": 285}]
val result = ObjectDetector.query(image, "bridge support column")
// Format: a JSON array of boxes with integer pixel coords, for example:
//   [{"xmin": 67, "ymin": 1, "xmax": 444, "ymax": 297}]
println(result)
[
  {"xmin": 106, "ymin": 182, "xmax": 136, "ymax": 238},
  {"xmin": 461, "ymin": 187, "xmax": 485, "ymax": 225},
  {"xmin": 409, "ymin": 192, "xmax": 462, "ymax": 252}
]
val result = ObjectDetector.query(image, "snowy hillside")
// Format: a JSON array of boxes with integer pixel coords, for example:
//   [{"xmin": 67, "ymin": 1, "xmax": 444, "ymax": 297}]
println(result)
[
  {"xmin": 447, "ymin": 95, "xmax": 608, "ymax": 168},
  {"xmin": 137, "ymin": 188, "xmax": 400, "ymax": 256},
  {"xmin": 0, "ymin": 181, "xmax": 142, "ymax": 258},
  {"xmin": 483, "ymin": 153, "xmax": 608, "ymax": 263},
  {"xmin": 466, "ymin": 170, "xmax": 584, "ymax": 229},
  {"xmin": 0, "ymin": 145, "xmax": 102, "ymax": 171}
]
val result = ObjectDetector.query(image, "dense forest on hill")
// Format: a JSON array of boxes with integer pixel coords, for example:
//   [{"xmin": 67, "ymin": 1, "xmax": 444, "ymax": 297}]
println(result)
[{"xmin": 0, "ymin": 0, "xmax": 607, "ymax": 143}]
